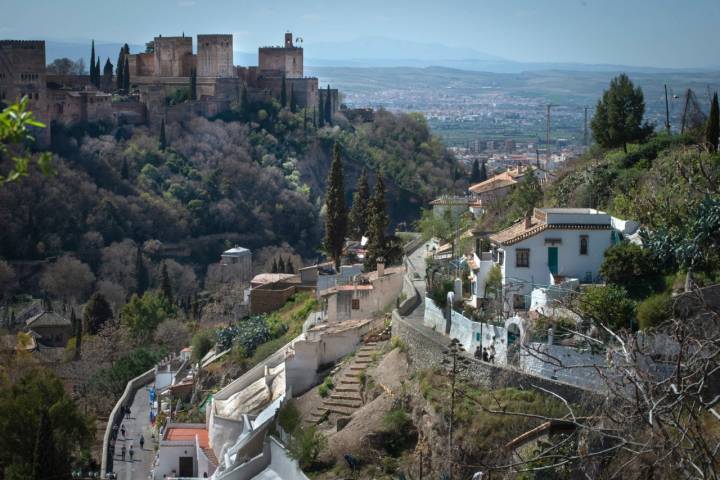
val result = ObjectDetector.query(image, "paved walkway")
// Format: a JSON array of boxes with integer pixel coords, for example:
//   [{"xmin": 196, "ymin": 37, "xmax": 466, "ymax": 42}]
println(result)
[{"xmin": 111, "ymin": 383, "xmax": 156, "ymax": 480}]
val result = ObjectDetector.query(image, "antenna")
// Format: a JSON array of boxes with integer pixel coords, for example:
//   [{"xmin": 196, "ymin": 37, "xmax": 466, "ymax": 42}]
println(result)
[{"xmin": 664, "ymin": 84, "xmax": 671, "ymax": 134}]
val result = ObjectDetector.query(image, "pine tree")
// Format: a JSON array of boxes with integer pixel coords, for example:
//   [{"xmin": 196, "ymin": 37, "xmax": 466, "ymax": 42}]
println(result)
[
  {"xmin": 348, "ymin": 167, "xmax": 370, "ymax": 239},
  {"xmin": 706, "ymin": 92, "xmax": 719, "ymax": 152},
  {"xmin": 324, "ymin": 85, "xmax": 332, "ymax": 126},
  {"xmin": 159, "ymin": 119, "xmax": 167, "ymax": 151},
  {"xmin": 479, "ymin": 159, "xmax": 488, "ymax": 181},
  {"xmin": 280, "ymin": 74, "xmax": 287, "ymax": 108},
  {"xmin": 121, "ymin": 157, "xmax": 129, "ymax": 179},
  {"xmin": 289, "ymin": 85, "xmax": 296, "ymax": 113},
  {"xmin": 278, "ymin": 256, "xmax": 286, "ymax": 274},
  {"xmin": 160, "ymin": 262, "xmax": 174, "ymax": 305},
  {"xmin": 591, "ymin": 74, "xmax": 652, "ymax": 152},
  {"xmin": 123, "ymin": 57, "xmax": 130, "ymax": 92},
  {"xmin": 271, "ymin": 258, "xmax": 278, "ymax": 273},
  {"xmin": 190, "ymin": 68, "xmax": 197, "ymax": 101},
  {"xmin": 324, "ymin": 142, "xmax": 347, "ymax": 267},
  {"xmin": 135, "ymin": 246, "xmax": 149, "ymax": 295},
  {"xmin": 364, "ymin": 174, "xmax": 389, "ymax": 270},
  {"xmin": 470, "ymin": 158, "xmax": 481, "ymax": 183}
]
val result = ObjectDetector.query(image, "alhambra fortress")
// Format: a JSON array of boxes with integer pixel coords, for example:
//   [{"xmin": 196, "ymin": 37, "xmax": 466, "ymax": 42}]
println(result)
[{"xmin": 0, "ymin": 32, "xmax": 339, "ymax": 146}]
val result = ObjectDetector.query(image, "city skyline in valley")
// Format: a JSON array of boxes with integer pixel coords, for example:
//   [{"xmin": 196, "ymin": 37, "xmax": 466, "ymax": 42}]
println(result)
[{"xmin": 2, "ymin": 0, "xmax": 719, "ymax": 69}]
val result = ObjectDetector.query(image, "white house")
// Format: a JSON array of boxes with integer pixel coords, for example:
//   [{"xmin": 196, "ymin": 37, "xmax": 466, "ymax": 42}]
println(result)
[
  {"xmin": 479, "ymin": 208, "xmax": 638, "ymax": 314},
  {"xmin": 220, "ymin": 246, "xmax": 253, "ymax": 284}
]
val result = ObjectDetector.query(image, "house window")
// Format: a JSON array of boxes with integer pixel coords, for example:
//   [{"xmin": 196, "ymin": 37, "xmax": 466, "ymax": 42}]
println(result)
[
  {"xmin": 351, "ymin": 298, "xmax": 360, "ymax": 310},
  {"xmin": 516, "ymin": 249, "xmax": 530, "ymax": 268},
  {"xmin": 580, "ymin": 236, "xmax": 588, "ymax": 255}
]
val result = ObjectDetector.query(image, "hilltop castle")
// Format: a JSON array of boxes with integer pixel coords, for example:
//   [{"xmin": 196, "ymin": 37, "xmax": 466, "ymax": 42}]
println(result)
[{"xmin": 0, "ymin": 32, "xmax": 339, "ymax": 146}]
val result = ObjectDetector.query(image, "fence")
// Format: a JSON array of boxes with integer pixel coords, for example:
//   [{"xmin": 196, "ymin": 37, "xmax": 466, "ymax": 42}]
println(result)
[{"xmin": 101, "ymin": 367, "xmax": 156, "ymax": 477}]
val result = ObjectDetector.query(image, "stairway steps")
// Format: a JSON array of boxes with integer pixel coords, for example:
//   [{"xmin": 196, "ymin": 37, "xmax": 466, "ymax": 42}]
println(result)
[
  {"xmin": 324, "ymin": 398, "xmax": 362, "ymax": 408},
  {"xmin": 335, "ymin": 385, "xmax": 361, "ymax": 393},
  {"xmin": 340, "ymin": 378, "xmax": 361, "ymax": 385},
  {"xmin": 323, "ymin": 404, "xmax": 357, "ymax": 416},
  {"xmin": 330, "ymin": 391, "xmax": 362, "ymax": 401}
]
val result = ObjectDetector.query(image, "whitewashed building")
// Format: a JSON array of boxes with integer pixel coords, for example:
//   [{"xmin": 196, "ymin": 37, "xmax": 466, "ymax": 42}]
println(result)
[
  {"xmin": 220, "ymin": 246, "xmax": 252, "ymax": 284},
  {"xmin": 480, "ymin": 208, "xmax": 638, "ymax": 314}
]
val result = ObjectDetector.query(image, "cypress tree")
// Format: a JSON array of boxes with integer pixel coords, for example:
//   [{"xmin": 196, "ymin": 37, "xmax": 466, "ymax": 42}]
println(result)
[
  {"xmin": 135, "ymin": 246, "xmax": 149, "ymax": 295},
  {"xmin": 318, "ymin": 97, "xmax": 325, "ymax": 127},
  {"xmin": 470, "ymin": 158, "xmax": 481, "ymax": 183},
  {"xmin": 289, "ymin": 84, "xmax": 296, "ymax": 113},
  {"xmin": 121, "ymin": 157, "xmax": 129, "ymax": 179},
  {"xmin": 72, "ymin": 308, "xmax": 82, "ymax": 361},
  {"xmin": 83, "ymin": 292, "xmax": 113, "ymax": 334},
  {"xmin": 123, "ymin": 57, "xmax": 130, "ymax": 92},
  {"xmin": 324, "ymin": 84, "xmax": 332, "ymax": 126},
  {"xmin": 159, "ymin": 119, "xmax": 167, "ymax": 151},
  {"xmin": 348, "ymin": 167, "xmax": 370, "ymax": 239},
  {"xmin": 303, "ymin": 108, "xmax": 308, "ymax": 131},
  {"xmin": 271, "ymin": 258, "xmax": 278, "ymax": 273},
  {"xmin": 96, "ymin": 56, "xmax": 101, "ymax": 87},
  {"xmin": 90, "ymin": 40, "xmax": 96, "ymax": 84},
  {"xmin": 161, "ymin": 262, "xmax": 174, "ymax": 305},
  {"xmin": 280, "ymin": 74, "xmax": 287, "ymax": 107},
  {"xmin": 32, "ymin": 410, "xmax": 54, "ymax": 480},
  {"xmin": 479, "ymin": 159, "xmax": 488, "ymax": 181},
  {"xmin": 364, "ymin": 174, "xmax": 389, "ymax": 270},
  {"xmin": 324, "ymin": 142, "xmax": 347, "ymax": 268},
  {"xmin": 103, "ymin": 58, "xmax": 113, "ymax": 90},
  {"xmin": 706, "ymin": 92, "xmax": 719, "ymax": 152},
  {"xmin": 278, "ymin": 256, "xmax": 286, "ymax": 274},
  {"xmin": 286, "ymin": 258, "xmax": 295, "ymax": 274},
  {"xmin": 190, "ymin": 68, "xmax": 197, "ymax": 101},
  {"xmin": 241, "ymin": 86, "xmax": 250, "ymax": 116},
  {"xmin": 116, "ymin": 47, "xmax": 125, "ymax": 91}
]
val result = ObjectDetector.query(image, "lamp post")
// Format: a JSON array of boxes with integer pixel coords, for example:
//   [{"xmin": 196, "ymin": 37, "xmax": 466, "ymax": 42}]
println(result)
[{"xmin": 441, "ymin": 338, "xmax": 471, "ymax": 480}]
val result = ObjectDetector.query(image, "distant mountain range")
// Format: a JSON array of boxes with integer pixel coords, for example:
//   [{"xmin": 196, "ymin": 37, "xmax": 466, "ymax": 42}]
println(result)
[{"xmin": 41, "ymin": 37, "xmax": 719, "ymax": 74}]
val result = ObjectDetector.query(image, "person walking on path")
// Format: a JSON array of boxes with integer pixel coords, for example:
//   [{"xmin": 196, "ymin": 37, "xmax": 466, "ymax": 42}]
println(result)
[
  {"xmin": 489, "ymin": 344, "xmax": 496, "ymax": 364},
  {"xmin": 129, "ymin": 446, "xmax": 134, "ymax": 462},
  {"xmin": 120, "ymin": 424, "xmax": 126, "ymax": 437},
  {"xmin": 121, "ymin": 445, "xmax": 126, "ymax": 461},
  {"xmin": 139, "ymin": 435, "xmax": 145, "ymax": 450}
]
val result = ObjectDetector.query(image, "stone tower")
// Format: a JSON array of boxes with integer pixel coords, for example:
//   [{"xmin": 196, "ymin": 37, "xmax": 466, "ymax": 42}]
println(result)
[
  {"xmin": 153, "ymin": 36, "xmax": 193, "ymax": 77},
  {"xmin": 197, "ymin": 34, "xmax": 233, "ymax": 77},
  {"xmin": 0, "ymin": 40, "xmax": 50, "ymax": 146},
  {"xmin": 258, "ymin": 32, "xmax": 303, "ymax": 78},
  {"xmin": 285, "ymin": 32, "xmax": 293, "ymax": 48}
]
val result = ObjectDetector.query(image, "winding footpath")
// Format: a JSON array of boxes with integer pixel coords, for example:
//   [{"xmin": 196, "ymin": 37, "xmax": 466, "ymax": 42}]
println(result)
[{"xmin": 111, "ymin": 383, "xmax": 156, "ymax": 480}]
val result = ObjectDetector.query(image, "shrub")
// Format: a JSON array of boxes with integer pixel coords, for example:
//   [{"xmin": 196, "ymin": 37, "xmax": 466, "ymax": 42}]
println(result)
[
  {"xmin": 287, "ymin": 425, "xmax": 327, "ymax": 469},
  {"xmin": 390, "ymin": 336, "xmax": 407, "ymax": 352},
  {"xmin": 191, "ymin": 329, "xmax": 216, "ymax": 361},
  {"xmin": 576, "ymin": 285, "xmax": 636, "ymax": 331},
  {"xmin": 318, "ymin": 375, "xmax": 334, "ymax": 398},
  {"xmin": 637, "ymin": 293, "xmax": 672, "ymax": 330},
  {"xmin": 277, "ymin": 400, "xmax": 301, "ymax": 434},
  {"xmin": 600, "ymin": 242, "xmax": 662, "ymax": 298}
]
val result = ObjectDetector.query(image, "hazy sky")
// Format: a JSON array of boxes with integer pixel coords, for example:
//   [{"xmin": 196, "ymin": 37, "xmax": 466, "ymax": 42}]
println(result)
[{"xmin": 1, "ymin": 0, "xmax": 718, "ymax": 68}]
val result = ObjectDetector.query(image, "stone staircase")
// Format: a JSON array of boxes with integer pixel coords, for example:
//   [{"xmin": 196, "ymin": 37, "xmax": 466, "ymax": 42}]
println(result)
[{"xmin": 306, "ymin": 341, "xmax": 381, "ymax": 425}]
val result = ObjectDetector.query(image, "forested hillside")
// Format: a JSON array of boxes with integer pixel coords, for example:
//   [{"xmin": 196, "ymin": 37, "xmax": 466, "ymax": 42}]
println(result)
[{"xmin": 0, "ymin": 103, "xmax": 461, "ymax": 267}]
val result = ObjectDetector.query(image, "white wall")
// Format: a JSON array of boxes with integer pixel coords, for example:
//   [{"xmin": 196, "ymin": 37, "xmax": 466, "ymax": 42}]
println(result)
[
  {"xmin": 156, "ymin": 442, "xmax": 197, "ymax": 478},
  {"xmin": 500, "ymin": 228, "xmax": 614, "ymax": 310},
  {"xmin": 519, "ymin": 343, "xmax": 606, "ymax": 391}
]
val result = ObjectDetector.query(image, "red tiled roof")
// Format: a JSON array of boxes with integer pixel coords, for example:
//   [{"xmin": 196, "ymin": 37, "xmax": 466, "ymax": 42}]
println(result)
[{"xmin": 165, "ymin": 426, "xmax": 209, "ymax": 448}]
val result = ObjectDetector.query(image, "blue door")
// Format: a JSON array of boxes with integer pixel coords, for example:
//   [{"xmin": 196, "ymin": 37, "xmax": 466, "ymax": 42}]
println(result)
[{"xmin": 548, "ymin": 247, "xmax": 558, "ymax": 275}]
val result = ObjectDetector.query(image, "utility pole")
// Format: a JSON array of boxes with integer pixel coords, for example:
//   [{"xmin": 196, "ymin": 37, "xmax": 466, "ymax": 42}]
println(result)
[
  {"xmin": 583, "ymin": 106, "xmax": 589, "ymax": 147},
  {"xmin": 546, "ymin": 104, "xmax": 553, "ymax": 168},
  {"xmin": 442, "ymin": 338, "xmax": 471, "ymax": 480},
  {"xmin": 664, "ymin": 84, "xmax": 671, "ymax": 135}
]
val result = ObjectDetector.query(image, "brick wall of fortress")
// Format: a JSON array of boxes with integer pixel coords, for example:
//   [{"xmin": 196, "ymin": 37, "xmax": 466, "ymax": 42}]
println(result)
[
  {"xmin": 258, "ymin": 47, "xmax": 303, "ymax": 78},
  {"xmin": 154, "ymin": 36, "xmax": 193, "ymax": 77},
  {"xmin": 197, "ymin": 34, "xmax": 233, "ymax": 77},
  {"xmin": 0, "ymin": 40, "xmax": 50, "ymax": 146}
]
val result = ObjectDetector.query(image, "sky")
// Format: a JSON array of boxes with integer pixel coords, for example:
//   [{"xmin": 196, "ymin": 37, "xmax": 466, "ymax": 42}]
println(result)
[{"xmin": 1, "ymin": 0, "xmax": 719, "ymax": 68}]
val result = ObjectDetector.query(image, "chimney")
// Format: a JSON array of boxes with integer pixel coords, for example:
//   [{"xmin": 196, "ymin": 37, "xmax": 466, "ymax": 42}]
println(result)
[
  {"xmin": 524, "ymin": 214, "xmax": 532, "ymax": 229},
  {"xmin": 377, "ymin": 257, "xmax": 385, "ymax": 277}
]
